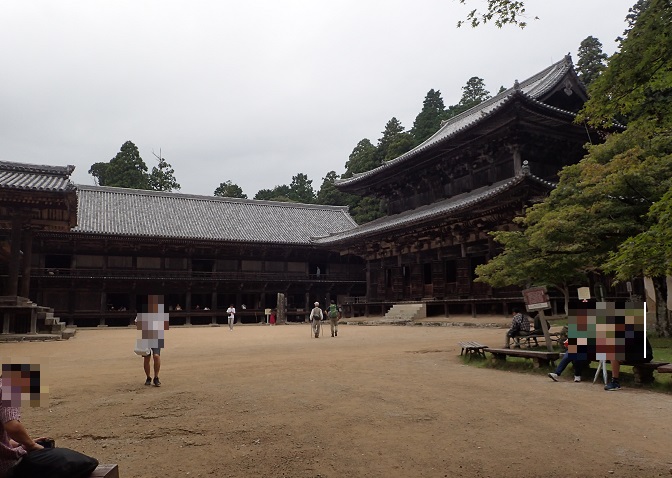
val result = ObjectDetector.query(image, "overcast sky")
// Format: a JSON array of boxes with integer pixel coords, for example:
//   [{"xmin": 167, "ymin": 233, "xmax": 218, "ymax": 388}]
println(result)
[{"xmin": 1, "ymin": 1, "xmax": 635, "ymax": 198}]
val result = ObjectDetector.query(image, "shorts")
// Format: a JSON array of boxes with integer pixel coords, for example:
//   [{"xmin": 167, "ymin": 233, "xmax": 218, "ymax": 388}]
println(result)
[{"xmin": 151, "ymin": 348, "xmax": 161, "ymax": 356}]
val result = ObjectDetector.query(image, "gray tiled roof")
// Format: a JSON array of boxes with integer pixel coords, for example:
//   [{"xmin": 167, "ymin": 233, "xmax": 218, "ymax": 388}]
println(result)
[
  {"xmin": 314, "ymin": 172, "xmax": 555, "ymax": 245},
  {"xmin": 336, "ymin": 56, "xmax": 581, "ymax": 188},
  {"xmin": 0, "ymin": 160, "xmax": 76, "ymax": 192},
  {"xmin": 73, "ymin": 185, "xmax": 358, "ymax": 244}
]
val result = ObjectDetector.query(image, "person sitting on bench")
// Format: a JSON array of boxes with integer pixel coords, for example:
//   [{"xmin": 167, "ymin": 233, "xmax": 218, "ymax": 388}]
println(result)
[
  {"xmin": 528, "ymin": 312, "xmax": 551, "ymax": 346},
  {"xmin": 505, "ymin": 307, "xmax": 530, "ymax": 349},
  {"xmin": 548, "ymin": 339, "xmax": 589, "ymax": 382}
]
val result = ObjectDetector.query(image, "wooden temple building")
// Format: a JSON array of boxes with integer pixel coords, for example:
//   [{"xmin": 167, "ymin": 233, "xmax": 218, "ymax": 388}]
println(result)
[
  {"xmin": 316, "ymin": 55, "xmax": 612, "ymax": 317},
  {"xmin": 1, "ymin": 162, "xmax": 365, "ymax": 328},
  {"xmin": 1, "ymin": 56, "xmax": 631, "ymax": 330}
]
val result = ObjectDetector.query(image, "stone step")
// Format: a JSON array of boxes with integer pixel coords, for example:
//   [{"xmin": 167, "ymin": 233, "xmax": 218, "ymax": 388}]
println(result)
[{"xmin": 62, "ymin": 327, "xmax": 77, "ymax": 339}]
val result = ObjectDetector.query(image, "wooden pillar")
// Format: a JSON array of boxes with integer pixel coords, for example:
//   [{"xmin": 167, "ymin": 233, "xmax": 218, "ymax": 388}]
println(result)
[
  {"xmin": 211, "ymin": 288, "xmax": 218, "ymax": 325},
  {"xmin": 444, "ymin": 302, "xmax": 449, "ymax": 318},
  {"xmin": 365, "ymin": 261, "xmax": 371, "ymax": 301},
  {"xmin": 304, "ymin": 292, "xmax": 310, "ymax": 322},
  {"xmin": 100, "ymin": 289, "xmax": 107, "ymax": 326},
  {"xmin": 277, "ymin": 293, "xmax": 286, "ymax": 324},
  {"xmin": 129, "ymin": 286, "xmax": 137, "ymax": 326},
  {"xmin": 185, "ymin": 288, "xmax": 192, "ymax": 325},
  {"xmin": 7, "ymin": 217, "xmax": 23, "ymax": 296},
  {"xmin": 20, "ymin": 229, "xmax": 33, "ymax": 298}
]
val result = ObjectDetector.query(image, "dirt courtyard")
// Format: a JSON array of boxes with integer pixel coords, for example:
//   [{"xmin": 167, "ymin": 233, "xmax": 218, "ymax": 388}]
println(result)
[{"xmin": 3, "ymin": 322, "xmax": 671, "ymax": 478}]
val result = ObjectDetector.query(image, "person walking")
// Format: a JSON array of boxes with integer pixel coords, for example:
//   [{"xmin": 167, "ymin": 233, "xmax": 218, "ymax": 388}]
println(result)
[
  {"xmin": 327, "ymin": 300, "xmax": 339, "ymax": 337},
  {"xmin": 226, "ymin": 304, "xmax": 236, "ymax": 331},
  {"xmin": 310, "ymin": 302, "xmax": 323, "ymax": 338},
  {"xmin": 136, "ymin": 294, "xmax": 169, "ymax": 387}
]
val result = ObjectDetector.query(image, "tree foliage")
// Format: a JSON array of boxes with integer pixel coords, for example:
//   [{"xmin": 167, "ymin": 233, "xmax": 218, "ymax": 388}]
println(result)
[
  {"xmin": 576, "ymin": 36, "xmax": 608, "ymax": 87},
  {"xmin": 411, "ymin": 89, "xmax": 447, "ymax": 144},
  {"xmin": 148, "ymin": 150, "xmax": 181, "ymax": 192},
  {"xmin": 343, "ymin": 139, "xmax": 379, "ymax": 179},
  {"xmin": 89, "ymin": 141, "xmax": 150, "ymax": 189},
  {"xmin": 254, "ymin": 184, "xmax": 292, "ymax": 202},
  {"xmin": 456, "ymin": 0, "xmax": 534, "ymax": 28},
  {"xmin": 446, "ymin": 77, "xmax": 491, "ymax": 118},
  {"xmin": 288, "ymin": 173, "xmax": 315, "ymax": 203},
  {"xmin": 315, "ymin": 171, "xmax": 352, "ymax": 206},
  {"xmin": 476, "ymin": 0, "xmax": 672, "ymax": 334},
  {"xmin": 376, "ymin": 118, "xmax": 414, "ymax": 163},
  {"xmin": 214, "ymin": 180, "xmax": 247, "ymax": 199}
]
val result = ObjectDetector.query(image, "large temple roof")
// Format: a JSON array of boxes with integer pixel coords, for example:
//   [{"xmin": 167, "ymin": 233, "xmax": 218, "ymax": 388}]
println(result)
[
  {"xmin": 0, "ymin": 160, "xmax": 76, "ymax": 192},
  {"xmin": 72, "ymin": 185, "xmax": 358, "ymax": 244},
  {"xmin": 336, "ymin": 56, "xmax": 585, "ymax": 191},
  {"xmin": 314, "ymin": 170, "xmax": 554, "ymax": 245}
]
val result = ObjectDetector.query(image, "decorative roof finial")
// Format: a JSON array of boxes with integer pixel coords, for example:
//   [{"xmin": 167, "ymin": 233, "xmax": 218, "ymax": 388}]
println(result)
[
  {"xmin": 522, "ymin": 160, "xmax": 530, "ymax": 174},
  {"xmin": 565, "ymin": 53, "xmax": 572, "ymax": 64},
  {"xmin": 513, "ymin": 79, "xmax": 520, "ymax": 90}
]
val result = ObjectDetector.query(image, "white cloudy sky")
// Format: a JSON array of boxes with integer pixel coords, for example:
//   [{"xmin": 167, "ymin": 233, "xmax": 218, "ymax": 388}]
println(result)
[{"xmin": 1, "ymin": 0, "xmax": 635, "ymax": 198}]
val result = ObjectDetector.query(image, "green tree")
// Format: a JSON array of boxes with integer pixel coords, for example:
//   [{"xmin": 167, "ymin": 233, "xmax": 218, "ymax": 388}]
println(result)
[
  {"xmin": 376, "ymin": 118, "xmax": 412, "ymax": 163},
  {"xmin": 576, "ymin": 36, "xmax": 608, "ymax": 87},
  {"xmin": 459, "ymin": 77, "xmax": 491, "ymax": 110},
  {"xmin": 214, "ymin": 180, "xmax": 247, "ymax": 199},
  {"xmin": 446, "ymin": 77, "xmax": 491, "ymax": 118},
  {"xmin": 470, "ymin": 0, "xmax": 672, "ymax": 335},
  {"xmin": 343, "ymin": 139, "xmax": 379, "ymax": 178},
  {"xmin": 350, "ymin": 196, "xmax": 385, "ymax": 224},
  {"xmin": 475, "ymin": 228, "xmax": 587, "ymax": 315},
  {"xmin": 411, "ymin": 89, "xmax": 447, "ymax": 144},
  {"xmin": 88, "ymin": 162, "xmax": 110, "ymax": 186},
  {"xmin": 148, "ymin": 150, "xmax": 180, "ymax": 192},
  {"xmin": 254, "ymin": 184, "xmax": 292, "ymax": 202},
  {"xmin": 288, "ymin": 173, "xmax": 315, "ymax": 203},
  {"xmin": 89, "ymin": 141, "xmax": 150, "ymax": 189},
  {"xmin": 315, "ymin": 171, "xmax": 352, "ymax": 206}
]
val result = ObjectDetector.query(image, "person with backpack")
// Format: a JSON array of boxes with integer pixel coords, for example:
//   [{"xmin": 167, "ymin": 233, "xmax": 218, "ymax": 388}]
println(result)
[
  {"xmin": 310, "ymin": 302, "xmax": 323, "ymax": 338},
  {"xmin": 327, "ymin": 300, "xmax": 339, "ymax": 337}
]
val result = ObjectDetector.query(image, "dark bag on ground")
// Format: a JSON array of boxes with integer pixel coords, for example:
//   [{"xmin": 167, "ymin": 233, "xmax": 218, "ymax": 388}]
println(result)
[{"xmin": 9, "ymin": 447, "xmax": 98, "ymax": 478}]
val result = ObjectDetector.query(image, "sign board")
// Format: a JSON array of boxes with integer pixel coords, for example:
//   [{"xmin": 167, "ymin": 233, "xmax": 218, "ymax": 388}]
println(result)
[
  {"xmin": 264, "ymin": 308, "xmax": 272, "ymax": 315},
  {"xmin": 522, "ymin": 286, "xmax": 551, "ymax": 311},
  {"xmin": 577, "ymin": 287, "xmax": 591, "ymax": 301}
]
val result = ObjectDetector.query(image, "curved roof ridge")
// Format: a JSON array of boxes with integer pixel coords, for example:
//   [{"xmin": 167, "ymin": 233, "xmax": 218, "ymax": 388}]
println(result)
[
  {"xmin": 0, "ymin": 160, "xmax": 75, "ymax": 176},
  {"xmin": 336, "ymin": 56, "xmax": 578, "ymax": 188},
  {"xmin": 317, "ymin": 173, "xmax": 552, "ymax": 245},
  {"xmin": 75, "ymin": 184, "xmax": 350, "ymax": 212}
]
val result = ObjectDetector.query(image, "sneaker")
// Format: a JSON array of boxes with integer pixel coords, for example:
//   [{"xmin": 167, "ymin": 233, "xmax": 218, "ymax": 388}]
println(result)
[
  {"xmin": 574, "ymin": 376, "xmax": 581, "ymax": 382},
  {"xmin": 144, "ymin": 377, "xmax": 152, "ymax": 386},
  {"xmin": 548, "ymin": 372, "xmax": 559, "ymax": 382},
  {"xmin": 335, "ymin": 331, "xmax": 337, "ymax": 337},
  {"xmin": 604, "ymin": 380, "xmax": 621, "ymax": 391},
  {"xmin": 153, "ymin": 377, "xmax": 161, "ymax": 387}
]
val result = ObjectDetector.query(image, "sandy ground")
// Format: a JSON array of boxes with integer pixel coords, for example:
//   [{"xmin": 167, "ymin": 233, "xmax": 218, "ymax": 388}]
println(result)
[{"xmin": 2, "ymin": 319, "xmax": 671, "ymax": 478}]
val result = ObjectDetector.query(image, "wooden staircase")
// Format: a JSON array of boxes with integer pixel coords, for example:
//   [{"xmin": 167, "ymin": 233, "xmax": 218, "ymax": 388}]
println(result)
[{"xmin": 0, "ymin": 296, "xmax": 75, "ymax": 340}]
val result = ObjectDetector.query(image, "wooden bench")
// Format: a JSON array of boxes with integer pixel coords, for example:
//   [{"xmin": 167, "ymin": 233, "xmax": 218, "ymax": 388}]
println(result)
[
  {"xmin": 622, "ymin": 361, "xmax": 670, "ymax": 384},
  {"xmin": 90, "ymin": 464, "xmax": 119, "ymax": 478},
  {"xmin": 485, "ymin": 347, "xmax": 560, "ymax": 368},
  {"xmin": 656, "ymin": 363, "xmax": 672, "ymax": 374},
  {"xmin": 519, "ymin": 332, "xmax": 562, "ymax": 348},
  {"xmin": 458, "ymin": 341, "xmax": 488, "ymax": 359}
]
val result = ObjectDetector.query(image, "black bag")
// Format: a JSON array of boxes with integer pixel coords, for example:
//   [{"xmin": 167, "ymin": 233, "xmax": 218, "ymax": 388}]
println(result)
[{"xmin": 9, "ymin": 447, "xmax": 98, "ymax": 478}]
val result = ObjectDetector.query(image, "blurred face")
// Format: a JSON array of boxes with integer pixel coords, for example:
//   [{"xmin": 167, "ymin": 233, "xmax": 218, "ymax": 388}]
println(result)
[{"xmin": 1, "ymin": 364, "xmax": 46, "ymax": 407}]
